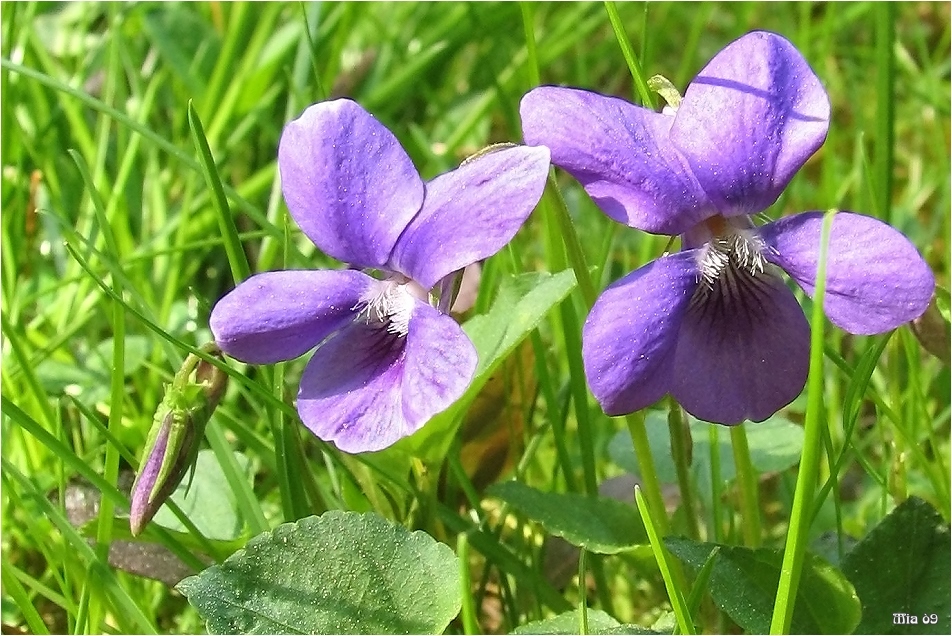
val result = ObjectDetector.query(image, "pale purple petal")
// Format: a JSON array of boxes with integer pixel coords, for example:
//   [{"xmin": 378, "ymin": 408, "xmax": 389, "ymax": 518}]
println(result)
[
  {"xmin": 671, "ymin": 272, "xmax": 810, "ymax": 423},
  {"xmin": 278, "ymin": 99, "xmax": 425, "ymax": 268},
  {"xmin": 389, "ymin": 145, "xmax": 550, "ymax": 289},
  {"xmin": 671, "ymin": 31, "xmax": 830, "ymax": 217},
  {"xmin": 520, "ymin": 86, "xmax": 712, "ymax": 235},
  {"xmin": 759, "ymin": 211, "xmax": 935, "ymax": 335},
  {"xmin": 210, "ymin": 269, "xmax": 370, "ymax": 364},
  {"xmin": 128, "ymin": 418, "xmax": 169, "ymax": 534},
  {"xmin": 582, "ymin": 252, "xmax": 698, "ymax": 416},
  {"xmin": 297, "ymin": 301, "xmax": 476, "ymax": 453}
]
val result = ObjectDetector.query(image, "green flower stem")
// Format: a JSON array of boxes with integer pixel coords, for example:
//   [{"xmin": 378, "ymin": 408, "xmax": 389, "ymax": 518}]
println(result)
[
  {"xmin": 540, "ymin": 175, "xmax": 598, "ymax": 496},
  {"xmin": 667, "ymin": 398, "xmax": 700, "ymax": 540},
  {"xmin": 520, "ymin": 2, "xmax": 540, "ymax": 88},
  {"xmin": 457, "ymin": 533, "xmax": 479, "ymax": 635},
  {"xmin": 578, "ymin": 549, "xmax": 590, "ymax": 635},
  {"xmin": 730, "ymin": 426, "xmax": 762, "ymax": 548},
  {"xmin": 770, "ymin": 210, "xmax": 836, "ymax": 634},
  {"xmin": 708, "ymin": 425, "xmax": 723, "ymax": 542},
  {"xmin": 626, "ymin": 411, "xmax": 668, "ymax": 535},
  {"xmin": 545, "ymin": 173, "xmax": 598, "ymax": 308},
  {"xmin": 873, "ymin": 1, "xmax": 895, "ymax": 224}
]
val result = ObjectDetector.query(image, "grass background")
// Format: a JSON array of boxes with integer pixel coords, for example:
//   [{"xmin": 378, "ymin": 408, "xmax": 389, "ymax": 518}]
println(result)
[{"xmin": 2, "ymin": 1, "xmax": 949, "ymax": 633}]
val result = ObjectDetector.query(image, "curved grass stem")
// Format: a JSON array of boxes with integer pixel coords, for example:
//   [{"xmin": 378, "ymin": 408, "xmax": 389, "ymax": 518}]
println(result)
[{"xmin": 770, "ymin": 210, "xmax": 837, "ymax": 633}]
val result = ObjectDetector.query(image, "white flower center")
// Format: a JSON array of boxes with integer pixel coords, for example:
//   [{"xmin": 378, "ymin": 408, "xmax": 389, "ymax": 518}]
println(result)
[
  {"xmin": 687, "ymin": 215, "xmax": 773, "ymax": 306},
  {"xmin": 353, "ymin": 277, "xmax": 427, "ymax": 337}
]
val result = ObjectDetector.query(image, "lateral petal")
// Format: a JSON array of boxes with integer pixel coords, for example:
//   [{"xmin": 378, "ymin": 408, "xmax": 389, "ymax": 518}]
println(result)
[
  {"xmin": 759, "ymin": 211, "xmax": 935, "ymax": 335},
  {"xmin": 210, "ymin": 269, "xmax": 369, "ymax": 364},
  {"xmin": 582, "ymin": 251, "xmax": 698, "ymax": 416}
]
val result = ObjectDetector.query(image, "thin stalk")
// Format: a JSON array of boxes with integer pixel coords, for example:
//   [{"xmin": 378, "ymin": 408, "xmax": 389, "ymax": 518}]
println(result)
[
  {"xmin": 458, "ymin": 533, "xmax": 480, "ymax": 635},
  {"xmin": 578, "ymin": 549, "xmax": 590, "ymax": 635},
  {"xmin": 730, "ymin": 426, "xmax": 761, "ymax": 548},
  {"xmin": 635, "ymin": 486, "xmax": 695, "ymax": 635},
  {"xmin": 667, "ymin": 398, "xmax": 699, "ymax": 540},
  {"xmin": 709, "ymin": 425, "xmax": 723, "ymax": 542},
  {"xmin": 626, "ymin": 411, "xmax": 668, "ymax": 534},
  {"xmin": 603, "ymin": 1, "xmax": 653, "ymax": 106},
  {"xmin": 770, "ymin": 210, "xmax": 836, "ymax": 633},
  {"xmin": 873, "ymin": 1, "xmax": 895, "ymax": 223},
  {"xmin": 520, "ymin": 2, "xmax": 541, "ymax": 88},
  {"xmin": 545, "ymin": 174, "xmax": 598, "ymax": 308}
]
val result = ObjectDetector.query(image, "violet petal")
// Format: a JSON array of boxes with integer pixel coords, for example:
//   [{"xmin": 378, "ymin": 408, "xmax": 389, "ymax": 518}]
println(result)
[
  {"xmin": 759, "ymin": 211, "xmax": 935, "ymax": 335},
  {"xmin": 672, "ymin": 272, "xmax": 810, "ymax": 424},
  {"xmin": 520, "ymin": 86, "xmax": 711, "ymax": 235},
  {"xmin": 128, "ymin": 417, "xmax": 170, "ymax": 535},
  {"xmin": 297, "ymin": 301, "xmax": 476, "ymax": 453},
  {"xmin": 390, "ymin": 145, "xmax": 550, "ymax": 289},
  {"xmin": 671, "ymin": 31, "xmax": 830, "ymax": 217},
  {"xmin": 582, "ymin": 252, "xmax": 698, "ymax": 416},
  {"xmin": 278, "ymin": 99, "xmax": 425, "ymax": 268},
  {"xmin": 210, "ymin": 269, "xmax": 370, "ymax": 364}
]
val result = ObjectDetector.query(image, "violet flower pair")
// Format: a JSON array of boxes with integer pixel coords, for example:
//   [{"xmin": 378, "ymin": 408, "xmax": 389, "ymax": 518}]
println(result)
[{"xmin": 211, "ymin": 30, "xmax": 934, "ymax": 456}]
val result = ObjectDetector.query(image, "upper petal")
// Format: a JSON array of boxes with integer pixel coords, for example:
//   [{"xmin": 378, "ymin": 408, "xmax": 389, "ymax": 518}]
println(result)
[
  {"xmin": 210, "ymin": 269, "xmax": 370, "ymax": 364},
  {"xmin": 582, "ymin": 251, "xmax": 698, "ymax": 416},
  {"xmin": 758, "ymin": 211, "xmax": 936, "ymax": 335},
  {"xmin": 389, "ymin": 145, "xmax": 550, "ymax": 289},
  {"xmin": 278, "ymin": 99, "xmax": 425, "ymax": 268},
  {"xmin": 671, "ymin": 31, "xmax": 830, "ymax": 216},
  {"xmin": 520, "ymin": 86, "xmax": 712, "ymax": 235},
  {"xmin": 672, "ymin": 271, "xmax": 810, "ymax": 424},
  {"xmin": 297, "ymin": 301, "xmax": 476, "ymax": 453}
]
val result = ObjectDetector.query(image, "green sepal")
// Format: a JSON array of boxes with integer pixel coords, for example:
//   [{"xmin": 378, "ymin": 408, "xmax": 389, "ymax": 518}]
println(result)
[{"xmin": 130, "ymin": 342, "xmax": 228, "ymax": 535}]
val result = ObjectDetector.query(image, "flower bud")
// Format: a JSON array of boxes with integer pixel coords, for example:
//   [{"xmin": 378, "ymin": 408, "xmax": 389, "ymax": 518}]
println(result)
[{"xmin": 129, "ymin": 343, "xmax": 228, "ymax": 536}]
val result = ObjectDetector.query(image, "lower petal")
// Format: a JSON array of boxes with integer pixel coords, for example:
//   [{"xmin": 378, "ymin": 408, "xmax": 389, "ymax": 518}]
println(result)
[
  {"xmin": 210, "ymin": 269, "xmax": 370, "ymax": 364},
  {"xmin": 297, "ymin": 302, "xmax": 476, "ymax": 453},
  {"xmin": 672, "ymin": 273, "xmax": 810, "ymax": 424},
  {"xmin": 582, "ymin": 252, "xmax": 698, "ymax": 416},
  {"xmin": 759, "ymin": 211, "xmax": 935, "ymax": 335}
]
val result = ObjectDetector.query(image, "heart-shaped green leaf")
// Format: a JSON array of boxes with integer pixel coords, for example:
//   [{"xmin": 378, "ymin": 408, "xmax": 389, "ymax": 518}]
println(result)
[{"xmin": 178, "ymin": 510, "xmax": 460, "ymax": 634}]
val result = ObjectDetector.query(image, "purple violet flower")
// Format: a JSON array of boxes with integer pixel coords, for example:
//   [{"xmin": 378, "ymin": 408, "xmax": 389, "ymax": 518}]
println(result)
[
  {"xmin": 210, "ymin": 99, "xmax": 550, "ymax": 452},
  {"xmin": 520, "ymin": 31, "xmax": 935, "ymax": 424}
]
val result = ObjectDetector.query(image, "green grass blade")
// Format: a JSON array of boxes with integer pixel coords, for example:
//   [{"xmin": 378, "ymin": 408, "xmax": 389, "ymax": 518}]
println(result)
[
  {"xmin": 635, "ymin": 486, "xmax": 695, "ymax": 635},
  {"xmin": 770, "ymin": 210, "xmax": 836, "ymax": 634},
  {"xmin": 187, "ymin": 100, "xmax": 252, "ymax": 284},
  {"xmin": 0, "ymin": 553, "xmax": 51, "ymax": 635},
  {"xmin": 2, "ymin": 460, "xmax": 158, "ymax": 633},
  {"xmin": 603, "ymin": 1, "xmax": 653, "ymax": 106}
]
